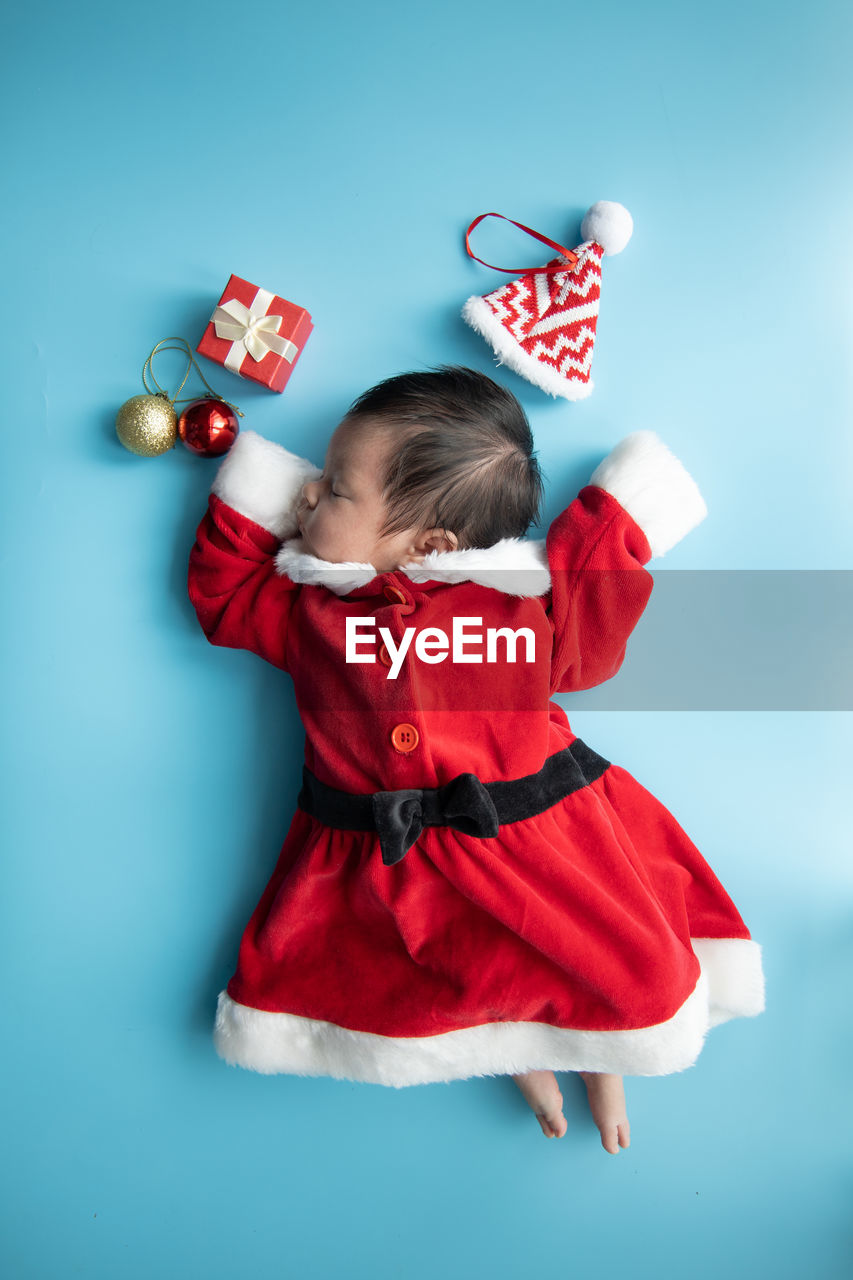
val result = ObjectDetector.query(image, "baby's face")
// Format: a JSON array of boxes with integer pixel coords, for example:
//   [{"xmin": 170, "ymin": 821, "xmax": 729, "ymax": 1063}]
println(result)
[{"xmin": 296, "ymin": 420, "xmax": 428, "ymax": 571}]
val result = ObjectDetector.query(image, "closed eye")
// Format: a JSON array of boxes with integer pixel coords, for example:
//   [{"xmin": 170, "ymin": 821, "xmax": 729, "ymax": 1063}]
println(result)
[{"xmin": 320, "ymin": 474, "xmax": 346, "ymax": 499}]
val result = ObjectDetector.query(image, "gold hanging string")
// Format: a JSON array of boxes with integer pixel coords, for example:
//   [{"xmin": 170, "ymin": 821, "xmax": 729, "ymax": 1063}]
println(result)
[{"xmin": 141, "ymin": 337, "xmax": 244, "ymax": 417}]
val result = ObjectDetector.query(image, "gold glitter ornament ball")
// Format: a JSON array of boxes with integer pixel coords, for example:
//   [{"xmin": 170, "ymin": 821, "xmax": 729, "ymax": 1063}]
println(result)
[{"xmin": 116, "ymin": 394, "xmax": 178, "ymax": 457}]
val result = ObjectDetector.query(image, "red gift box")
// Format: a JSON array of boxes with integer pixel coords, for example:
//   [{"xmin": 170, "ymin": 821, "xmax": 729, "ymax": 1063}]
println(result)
[{"xmin": 197, "ymin": 274, "xmax": 313, "ymax": 392}]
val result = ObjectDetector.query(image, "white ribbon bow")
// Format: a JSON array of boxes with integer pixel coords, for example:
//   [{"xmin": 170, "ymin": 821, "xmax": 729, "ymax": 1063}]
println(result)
[{"xmin": 212, "ymin": 295, "xmax": 298, "ymax": 370}]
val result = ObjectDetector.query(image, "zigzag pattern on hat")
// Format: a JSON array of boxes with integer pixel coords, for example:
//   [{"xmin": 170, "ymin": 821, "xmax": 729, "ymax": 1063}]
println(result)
[{"xmin": 463, "ymin": 202, "xmax": 632, "ymax": 401}]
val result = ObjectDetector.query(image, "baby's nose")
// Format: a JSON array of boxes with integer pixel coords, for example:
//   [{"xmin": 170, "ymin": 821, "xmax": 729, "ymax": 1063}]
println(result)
[{"xmin": 301, "ymin": 479, "xmax": 321, "ymax": 508}]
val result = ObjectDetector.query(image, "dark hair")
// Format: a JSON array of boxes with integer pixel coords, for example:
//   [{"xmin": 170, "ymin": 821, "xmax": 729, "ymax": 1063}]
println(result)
[{"xmin": 344, "ymin": 367, "xmax": 542, "ymax": 548}]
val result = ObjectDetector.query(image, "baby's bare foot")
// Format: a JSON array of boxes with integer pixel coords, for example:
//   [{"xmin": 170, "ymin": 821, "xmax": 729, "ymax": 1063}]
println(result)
[
  {"xmin": 579, "ymin": 1072, "xmax": 630, "ymax": 1154},
  {"xmin": 512, "ymin": 1069, "xmax": 568, "ymax": 1138}
]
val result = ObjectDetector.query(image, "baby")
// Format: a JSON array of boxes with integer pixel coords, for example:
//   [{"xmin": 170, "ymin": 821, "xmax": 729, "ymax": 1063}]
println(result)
[{"xmin": 189, "ymin": 367, "xmax": 764, "ymax": 1154}]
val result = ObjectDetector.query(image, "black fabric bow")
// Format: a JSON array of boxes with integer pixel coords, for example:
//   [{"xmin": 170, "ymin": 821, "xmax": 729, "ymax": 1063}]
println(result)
[{"xmin": 371, "ymin": 773, "xmax": 501, "ymax": 866}]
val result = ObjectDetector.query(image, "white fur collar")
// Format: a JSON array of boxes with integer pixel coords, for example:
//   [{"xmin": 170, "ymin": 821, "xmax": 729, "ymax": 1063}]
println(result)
[{"xmin": 275, "ymin": 536, "xmax": 551, "ymax": 597}]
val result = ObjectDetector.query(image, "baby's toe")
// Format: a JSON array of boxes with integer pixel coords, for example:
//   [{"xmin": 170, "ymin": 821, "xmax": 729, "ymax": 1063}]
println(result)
[
  {"xmin": 536, "ymin": 1114, "xmax": 556, "ymax": 1138},
  {"xmin": 617, "ymin": 1121, "xmax": 631, "ymax": 1149},
  {"xmin": 537, "ymin": 1106, "xmax": 567, "ymax": 1139},
  {"xmin": 600, "ymin": 1126, "xmax": 621, "ymax": 1155}
]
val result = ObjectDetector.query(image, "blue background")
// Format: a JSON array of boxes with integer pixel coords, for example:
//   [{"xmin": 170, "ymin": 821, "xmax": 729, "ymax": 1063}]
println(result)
[{"xmin": 3, "ymin": 2, "xmax": 852, "ymax": 1277}]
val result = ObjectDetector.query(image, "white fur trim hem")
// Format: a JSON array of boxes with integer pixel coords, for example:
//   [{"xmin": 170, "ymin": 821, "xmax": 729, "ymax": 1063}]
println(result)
[
  {"xmin": 211, "ymin": 430, "xmax": 321, "ymax": 540},
  {"xmin": 589, "ymin": 431, "xmax": 708, "ymax": 558},
  {"xmin": 462, "ymin": 295, "xmax": 593, "ymax": 400},
  {"xmin": 212, "ymin": 939, "xmax": 763, "ymax": 1086},
  {"xmin": 692, "ymin": 937, "xmax": 765, "ymax": 1027}
]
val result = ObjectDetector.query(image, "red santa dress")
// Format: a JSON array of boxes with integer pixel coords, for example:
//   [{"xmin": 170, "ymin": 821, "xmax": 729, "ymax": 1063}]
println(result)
[{"xmin": 188, "ymin": 430, "xmax": 764, "ymax": 1086}]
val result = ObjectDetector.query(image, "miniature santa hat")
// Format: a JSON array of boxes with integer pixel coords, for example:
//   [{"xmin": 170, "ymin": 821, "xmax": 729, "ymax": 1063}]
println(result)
[{"xmin": 462, "ymin": 201, "xmax": 633, "ymax": 400}]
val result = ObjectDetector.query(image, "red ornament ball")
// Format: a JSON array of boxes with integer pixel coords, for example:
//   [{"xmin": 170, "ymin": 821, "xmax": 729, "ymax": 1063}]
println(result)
[{"xmin": 178, "ymin": 399, "xmax": 239, "ymax": 457}]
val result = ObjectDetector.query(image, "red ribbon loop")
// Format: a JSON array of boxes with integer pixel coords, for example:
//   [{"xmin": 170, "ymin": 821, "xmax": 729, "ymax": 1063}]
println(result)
[{"xmin": 464, "ymin": 212, "xmax": 579, "ymax": 275}]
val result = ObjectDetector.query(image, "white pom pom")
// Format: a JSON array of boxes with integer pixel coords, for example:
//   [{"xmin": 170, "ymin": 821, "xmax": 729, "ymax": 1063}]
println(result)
[{"xmin": 580, "ymin": 201, "xmax": 633, "ymax": 255}]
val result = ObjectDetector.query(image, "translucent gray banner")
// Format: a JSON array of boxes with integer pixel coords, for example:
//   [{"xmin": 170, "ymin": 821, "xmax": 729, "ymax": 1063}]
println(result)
[
  {"xmin": 300, "ymin": 570, "xmax": 852, "ymax": 712},
  {"xmin": 568, "ymin": 571, "xmax": 852, "ymax": 711}
]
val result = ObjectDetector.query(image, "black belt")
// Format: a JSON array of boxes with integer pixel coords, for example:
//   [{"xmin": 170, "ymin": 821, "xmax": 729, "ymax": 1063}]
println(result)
[{"xmin": 297, "ymin": 739, "xmax": 609, "ymax": 867}]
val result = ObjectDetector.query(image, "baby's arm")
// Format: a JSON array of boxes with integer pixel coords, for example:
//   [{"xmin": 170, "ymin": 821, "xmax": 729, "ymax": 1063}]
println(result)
[
  {"xmin": 546, "ymin": 431, "xmax": 707, "ymax": 693},
  {"xmin": 188, "ymin": 431, "xmax": 321, "ymax": 670}
]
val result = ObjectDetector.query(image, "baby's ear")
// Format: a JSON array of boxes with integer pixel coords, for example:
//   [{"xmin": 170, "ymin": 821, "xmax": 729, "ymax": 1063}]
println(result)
[{"xmin": 420, "ymin": 528, "xmax": 458, "ymax": 555}]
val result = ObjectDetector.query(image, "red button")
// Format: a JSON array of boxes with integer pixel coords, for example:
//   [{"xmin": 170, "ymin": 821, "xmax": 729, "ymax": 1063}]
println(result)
[
  {"xmin": 390, "ymin": 723, "xmax": 419, "ymax": 753},
  {"xmin": 383, "ymin": 584, "xmax": 407, "ymax": 604},
  {"xmin": 379, "ymin": 643, "xmax": 392, "ymax": 667}
]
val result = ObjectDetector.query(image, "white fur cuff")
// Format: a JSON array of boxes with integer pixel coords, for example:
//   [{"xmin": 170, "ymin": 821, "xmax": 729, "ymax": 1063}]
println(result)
[
  {"xmin": 590, "ymin": 431, "xmax": 708, "ymax": 558},
  {"xmin": 211, "ymin": 430, "xmax": 321, "ymax": 540}
]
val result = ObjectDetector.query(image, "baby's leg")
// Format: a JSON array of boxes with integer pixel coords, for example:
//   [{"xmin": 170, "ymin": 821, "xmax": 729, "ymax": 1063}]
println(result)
[
  {"xmin": 512, "ymin": 1070, "xmax": 568, "ymax": 1138},
  {"xmin": 579, "ymin": 1072, "xmax": 631, "ymax": 1154}
]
